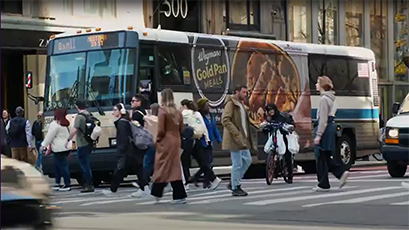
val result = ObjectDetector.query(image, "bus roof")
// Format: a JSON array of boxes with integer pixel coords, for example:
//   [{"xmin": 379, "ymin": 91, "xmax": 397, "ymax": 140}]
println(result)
[{"xmin": 52, "ymin": 27, "xmax": 376, "ymax": 60}]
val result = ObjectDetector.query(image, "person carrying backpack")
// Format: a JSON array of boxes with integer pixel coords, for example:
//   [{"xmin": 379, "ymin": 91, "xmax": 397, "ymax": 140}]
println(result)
[
  {"xmin": 6, "ymin": 106, "xmax": 33, "ymax": 163},
  {"xmin": 180, "ymin": 100, "xmax": 222, "ymax": 191},
  {"xmin": 102, "ymin": 103, "xmax": 150, "ymax": 197},
  {"xmin": 66, "ymin": 100, "xmax": 96, "ymax": 193}
]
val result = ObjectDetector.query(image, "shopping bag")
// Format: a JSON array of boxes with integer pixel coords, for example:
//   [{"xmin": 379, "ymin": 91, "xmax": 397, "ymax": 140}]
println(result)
[
  {"xmin": 276, "ymin": 131, "xmax": 286, "ymax": 156},
  {"xmin": 28, "ymin": 148, "xmax": 38, "ymax": 165},
  {"xmin": 264, "ymin": 133, "xmax": 274, "ymax": 154},
  {"xmin": 287, "ymin": 132, "xmax": 300, "ymax": 154}
]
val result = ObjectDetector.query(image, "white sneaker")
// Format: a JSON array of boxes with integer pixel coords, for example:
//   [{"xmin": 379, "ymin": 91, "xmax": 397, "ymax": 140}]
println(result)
[
  {"xmin": 210, "ymin": 177, "xmax": 222, "ymax": 190},
  {"xmin": 312, "ymin": 186, "xmax": 330, "ymax": 192},
  {"xmin": 59, "ymin": 186, "xmax": 71, "ymax": 192},
  {"xmin": 173, "ymin": 198, "xmax": 186, "ymax": 204},
  {"xmin": 102, "ymin": 189, "xmax": 116, "ymax": 196},
  {"xmin": 401, "ymin": 182, "xmax": 409, "ymax": 190},
  {"xmin": 131, "ymin": 187, "xmax": 150, "ymax": 198},
  {"xmin": 184, "ymin": 184, "xmax": 190, "ymax": 191},
  {"xmin": 339, "ymin": 171, "xmax": 349, "ymax": 188}
]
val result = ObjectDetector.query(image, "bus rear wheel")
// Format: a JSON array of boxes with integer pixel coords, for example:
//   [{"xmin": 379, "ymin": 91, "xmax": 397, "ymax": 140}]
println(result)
[{"xmin": 335, "ymin": 134, "xmax": 354, "ymax": 171}]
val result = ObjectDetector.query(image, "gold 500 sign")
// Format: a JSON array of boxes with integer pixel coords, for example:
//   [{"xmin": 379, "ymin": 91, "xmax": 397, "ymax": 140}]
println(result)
[{"xmin": 161, "ymin": 0, "xmax": 188, "ymax": 19}]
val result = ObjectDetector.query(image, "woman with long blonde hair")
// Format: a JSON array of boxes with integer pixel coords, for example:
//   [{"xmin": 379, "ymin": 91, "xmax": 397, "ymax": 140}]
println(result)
[{"xmin": 151, "ymin": 88, "xmax": 187, "ymax": 203}]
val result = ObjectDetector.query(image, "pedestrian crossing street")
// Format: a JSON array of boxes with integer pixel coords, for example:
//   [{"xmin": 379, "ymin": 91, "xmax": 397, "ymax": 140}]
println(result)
[{"xmin": 51, "ymin": 169, "xmax": 409, "ymax": 209}]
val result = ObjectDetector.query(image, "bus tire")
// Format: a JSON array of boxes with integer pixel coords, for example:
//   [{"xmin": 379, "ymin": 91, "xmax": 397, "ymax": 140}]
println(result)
[
  {"xmin": 335, "ymin": 134, "xmax": 354, "ymax": 170},
  {"xmin": 387, "ymin": 161, "xmax": 407, "ymax": 178}
]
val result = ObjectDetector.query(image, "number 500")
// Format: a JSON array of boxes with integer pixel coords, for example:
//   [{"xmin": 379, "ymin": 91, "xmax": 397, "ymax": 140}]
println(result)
[{"xmin": 161, "ymin": 0, "xmax": 188, "ymax": 19}]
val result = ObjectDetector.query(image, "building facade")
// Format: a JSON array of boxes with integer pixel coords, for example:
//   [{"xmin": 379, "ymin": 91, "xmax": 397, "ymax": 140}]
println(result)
[
  {"xmin": 2, "ymin": 0, "xmax": 407, "ymax": 122},
  {"xmin": 1, "ymin": 0, "xmax": 145, "ymax": 122}
]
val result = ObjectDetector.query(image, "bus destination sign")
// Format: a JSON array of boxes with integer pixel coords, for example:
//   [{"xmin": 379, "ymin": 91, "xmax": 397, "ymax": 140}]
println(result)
[{"xmin": 53, "ymin": 32, "xmax": 123, "ymax": 54}]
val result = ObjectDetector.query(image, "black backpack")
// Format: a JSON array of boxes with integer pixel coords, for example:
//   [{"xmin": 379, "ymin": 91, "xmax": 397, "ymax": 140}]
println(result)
[
  {"xmin": 77, "ymin": 113, "xmax": 101, "ymax": 144},
  {"xmin": 8, "ymin": 119, "xmax": 26, "ymax": 138}
]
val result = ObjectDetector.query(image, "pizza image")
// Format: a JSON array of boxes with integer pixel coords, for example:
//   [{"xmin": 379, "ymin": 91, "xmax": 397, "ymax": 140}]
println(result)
[{"xmin": 231, "ymin": 41, "xmax": 301, "ymax": 125}]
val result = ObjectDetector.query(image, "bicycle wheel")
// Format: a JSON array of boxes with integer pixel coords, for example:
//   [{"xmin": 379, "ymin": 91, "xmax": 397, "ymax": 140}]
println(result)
[
  {"xmin": 280, "ymin": 155, "xmax": 293, "ymax": 184},
  {"xmin": 265, "ymin": 151, "xmax": 278, "ymax": 185}
]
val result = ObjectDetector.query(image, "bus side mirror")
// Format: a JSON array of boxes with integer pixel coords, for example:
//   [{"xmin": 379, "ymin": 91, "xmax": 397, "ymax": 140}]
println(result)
[
  {"xmin": 392, "ymin": 102, "xmax": 401, "ymax": 115},
  {"xmin": 25, "ymin": 71, "xmax": 33, "ymax": 89}
]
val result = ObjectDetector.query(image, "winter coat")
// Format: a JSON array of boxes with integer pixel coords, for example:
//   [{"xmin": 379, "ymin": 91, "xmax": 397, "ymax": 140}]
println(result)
[
  {"xmin": 221, "ymin": 95, "xmax": 256, "ymax": 152},
  {"xmin": 152, "ymin": 106, "xmax": 183, "ymax": 183}
]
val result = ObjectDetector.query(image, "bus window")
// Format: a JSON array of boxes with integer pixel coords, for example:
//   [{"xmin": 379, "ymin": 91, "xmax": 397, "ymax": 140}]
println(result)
[
  {"xmin": 308, "ymin": 54, "xmax": 326, "ymax": 94},
  {"xmin": 156, "ymin": 45, "xmax": 191, "ymax": 86},
  {"xmin": 84, "ymin": 48, "xmax": 135, "ymax": 107}
]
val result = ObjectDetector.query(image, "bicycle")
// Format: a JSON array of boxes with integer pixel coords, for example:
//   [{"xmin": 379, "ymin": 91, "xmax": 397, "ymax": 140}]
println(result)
[{"xmin": 263, "ymin": 122, "xmax": 294, "ymax": 185}]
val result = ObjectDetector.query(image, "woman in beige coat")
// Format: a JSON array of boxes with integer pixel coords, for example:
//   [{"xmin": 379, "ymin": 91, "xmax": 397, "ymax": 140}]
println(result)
[{"xmin": 151, "ymin": 88, "xmax": 187, "ymax": 204}]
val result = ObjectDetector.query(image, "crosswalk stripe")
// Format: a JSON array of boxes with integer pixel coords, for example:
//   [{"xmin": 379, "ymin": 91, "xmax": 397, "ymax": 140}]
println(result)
[
  {"xmin": 391, "ymin": 201, "xmax": 409, "ymax": 205},
  {"xmin": 347, "ymin": 174, "xmax": 390, "ymax": 179},
  {"xmin": 244, "ymin": 186, "xmax": 402, "ymax": 206},
  {"xmin": 303, "ymin": 191, "xmax": 409, "ymax": 207},
  {"xmin": 54, "ymin": 196, "xmax": 130, "ymax": 204},
  {"xmin": 136, "ymin": 186, "xmax": 311, "ymax": 205},
  {"xmin": 190, "ymin": 188, "xmax": 312, "ymax": 205},
  {"xmin": 192, "ymin": 186, "xmax": 266, "ymax": 197},
  {"xmin": 190, "ymin": 186, "xmax": 358, "ymax": 205}
]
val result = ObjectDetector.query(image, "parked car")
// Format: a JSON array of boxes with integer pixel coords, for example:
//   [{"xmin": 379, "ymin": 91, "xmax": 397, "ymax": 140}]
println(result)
[{"xmin": 381, "ymin": 93, "xmax": 409, "ymax": 178}]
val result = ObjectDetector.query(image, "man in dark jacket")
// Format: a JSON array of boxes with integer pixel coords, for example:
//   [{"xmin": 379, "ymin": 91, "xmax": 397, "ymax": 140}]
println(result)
[
  {"xmin": 6, "ymin": 106, "xmax": 33, "ymax": 163},
  {"xmin": 1, "ymin": 119, "xmax": 11, "ymax": 157},
  {"xmin": 130, "ymin": 94, "xmax": 146, "ymax": 127},
  {"xmin": 32, "ymin": 111, "xmax": 43, "ymax": 169}
]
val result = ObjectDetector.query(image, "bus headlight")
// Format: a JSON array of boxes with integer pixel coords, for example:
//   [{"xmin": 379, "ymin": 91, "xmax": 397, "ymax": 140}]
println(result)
[{"xmin": 388, "ymin": 129, "xmax": 399, "ymax": 138}]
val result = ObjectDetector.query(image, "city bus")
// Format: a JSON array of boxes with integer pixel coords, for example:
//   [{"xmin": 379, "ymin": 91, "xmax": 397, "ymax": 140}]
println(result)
[{"xmin": 38, "ymin": 27, "xmax": 380, "ymax": 186}]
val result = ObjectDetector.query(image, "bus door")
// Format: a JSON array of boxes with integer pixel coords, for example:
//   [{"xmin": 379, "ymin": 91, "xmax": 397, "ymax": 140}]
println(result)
[
  {"xmin": 138, "ymin": 44, "xmax": 156, "ymax": 104},
  {"xmin": 138, "ymin": 67, "xmax": 156, "ymax": 105}
]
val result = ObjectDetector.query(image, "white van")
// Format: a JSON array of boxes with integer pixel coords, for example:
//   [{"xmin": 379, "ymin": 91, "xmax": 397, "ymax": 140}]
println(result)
[{"xmin": 381, "ymin": 93, "xmax": 409, "ymax": 177}]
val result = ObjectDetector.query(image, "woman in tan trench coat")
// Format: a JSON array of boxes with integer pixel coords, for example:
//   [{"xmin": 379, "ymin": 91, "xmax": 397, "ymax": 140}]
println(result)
[{"xmin": 151, "ymin": 88, "xmax": 187, "ymax": 204}]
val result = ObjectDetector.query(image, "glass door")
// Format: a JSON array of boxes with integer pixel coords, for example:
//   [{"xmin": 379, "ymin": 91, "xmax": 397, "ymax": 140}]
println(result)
[{"xmin": 379, "ymin": 85, "xmax": 392, "ymax": 122}]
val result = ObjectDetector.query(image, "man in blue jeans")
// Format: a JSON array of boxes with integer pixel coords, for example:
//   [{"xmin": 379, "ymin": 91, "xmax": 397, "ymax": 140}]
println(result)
[
  {"xmin": 67, "ymin": 100, "xmax": 94, "ymax": 193},
  {"xmin": 32, "ymin": 111, "xmax": 43, "ymax": 171},
  {"xmin": 221, "ymin": 85, "xmax": 256, "ymax": 197}
]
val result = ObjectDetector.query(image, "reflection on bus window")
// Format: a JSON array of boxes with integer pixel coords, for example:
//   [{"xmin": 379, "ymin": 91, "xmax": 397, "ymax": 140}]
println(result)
[
  {"xmin": 44, "ymin": 49, "xmax": 135, "ymax": 111},
  {"xmin": 157, "ymin": 45, "xmax": 190, "ymax": 86},
  {"xmin": 308, "ymin": 54, "xmax": 370, "ymax": 96},
  {"xmin": 85, "ymin": 49, "xmax": 135, "ymax": 107},
  {"xmin": 47, "ymin": 53, "xmax": 86, "ymax": 110}
]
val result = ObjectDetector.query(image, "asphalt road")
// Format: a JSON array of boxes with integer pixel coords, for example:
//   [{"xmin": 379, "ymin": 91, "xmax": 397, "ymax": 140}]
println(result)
[{"xmin": 49, "ymin": 166, "xmax": 409, "ymax": 230}]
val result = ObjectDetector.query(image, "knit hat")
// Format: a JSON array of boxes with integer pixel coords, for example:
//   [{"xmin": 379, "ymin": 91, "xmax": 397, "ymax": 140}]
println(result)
[{"xmin": 196, "ymin": 98, "xmax": 208, "ymax": 109}]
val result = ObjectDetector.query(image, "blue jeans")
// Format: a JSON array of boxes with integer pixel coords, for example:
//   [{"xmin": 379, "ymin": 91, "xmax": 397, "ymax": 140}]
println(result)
[
  {"xmin": 77, "ymin": 144, "xmax": 93, "ymax": 186},
  {"xmin": 230, "ymin": 149, "xmax": 252, "ymax": 190},
  {"xmin": 143, "ymin": 146, "xmax": 155, "ymax": 181},
  {"xmin": 35, "ymin": 140, "xmax": 43, "ymax": 169},
  {"xmin": 53, "ymin": 151, "xmax": 71, "ymax": 186}
]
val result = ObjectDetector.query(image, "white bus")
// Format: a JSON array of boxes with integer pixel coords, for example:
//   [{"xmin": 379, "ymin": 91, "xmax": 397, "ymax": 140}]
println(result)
[{"xmin": 36, "ymin": 27, "xmax": 380, "ymax": 185}]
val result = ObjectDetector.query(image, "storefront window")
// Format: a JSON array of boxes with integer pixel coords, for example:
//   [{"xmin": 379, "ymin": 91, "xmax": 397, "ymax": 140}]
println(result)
[
  {"xmin": 395, "ymin": 85, "xmax": 409, "ymax": 103},
  {"xmin": 394, "ymin": 0, "xmax": 409, "ymax": 82},
  {"xmin": 345, "ymin": 1, "xmax": 364, "ymax": 46},
  {"xmin": 226, "ymin": 0, "xmax": 260, "ymax": 31},
  {"xmin": 370, "ymin": 0, "xmax": 388, "ymax": 81},
  {"xmin": 288, "ymin": 0, "xmax": 310, "ymax": 43},
  {"xmin": 318, "ymin": 0, "xmax": 338, "ymax": 45}
]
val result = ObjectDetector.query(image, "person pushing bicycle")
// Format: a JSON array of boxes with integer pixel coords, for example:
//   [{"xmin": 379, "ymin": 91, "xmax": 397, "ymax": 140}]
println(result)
[{"xmin": 260, "ymin": 103, "xmax": 295, "ymax": 183}]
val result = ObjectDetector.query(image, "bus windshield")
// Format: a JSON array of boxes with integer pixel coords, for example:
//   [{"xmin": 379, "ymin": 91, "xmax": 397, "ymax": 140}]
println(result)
[{"xmin": 45, "ymin": 48, "xmax": 135, "ymax": 111}]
